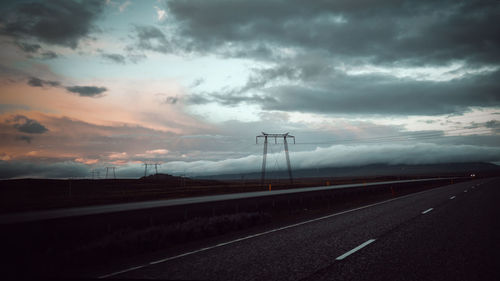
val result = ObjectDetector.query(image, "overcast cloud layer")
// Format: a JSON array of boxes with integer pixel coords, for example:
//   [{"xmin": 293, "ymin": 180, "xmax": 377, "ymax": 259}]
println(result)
[
  {"xmin": 161, "ymin": 0, "xmax": 500, "ymax": 116},
  {"xmin": 0, "ymin": 0, "xmax": 499, "ymax": 179}
]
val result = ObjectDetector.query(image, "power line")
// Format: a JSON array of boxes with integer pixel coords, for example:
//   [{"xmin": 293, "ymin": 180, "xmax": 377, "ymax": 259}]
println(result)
[{"xmin": 294, "ymin": 127, "xmax": 495, "ymax": 146}]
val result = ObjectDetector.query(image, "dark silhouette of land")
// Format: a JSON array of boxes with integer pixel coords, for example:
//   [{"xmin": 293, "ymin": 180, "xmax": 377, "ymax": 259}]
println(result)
[
  {"xmin": 0, "ymin": 162, "xmax": 497, "ymax": 214},
  {"xmin": 0, "ymin": 163, "xmax": 497, "ymax": 279}
]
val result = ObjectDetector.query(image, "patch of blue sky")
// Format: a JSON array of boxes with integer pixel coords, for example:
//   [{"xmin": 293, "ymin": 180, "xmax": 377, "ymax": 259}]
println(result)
[
  {"xmin": 47, "ymin": 51, "xmax": 253, "ymax": 91},
  {"xmin": 99, "ymin": 1, "xmax": 157, "ymax": 37}
]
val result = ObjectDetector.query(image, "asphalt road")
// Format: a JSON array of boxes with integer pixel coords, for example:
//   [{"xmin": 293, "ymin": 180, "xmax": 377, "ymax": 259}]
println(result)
[{"xmin": 99, "ymin": 177, "xmax": 499, "ymax": 280}]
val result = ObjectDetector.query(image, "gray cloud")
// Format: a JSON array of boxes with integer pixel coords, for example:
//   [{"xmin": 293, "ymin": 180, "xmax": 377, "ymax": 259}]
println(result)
[
  {"xmin": 166, "ymin": 0, "xmax": 500, "ymax": 66},
  {"xmin": 102, "ymin": 53, "xmax": 126, "ymax": 64},
  {"xmin": 1, "ymin": 0, "xmax": 105, "ymax": 48},
  {"xmin": 0, "ymin": 160, "xmax": 90, "ymax": 179},
  {"xmin": 188, "ymin": 64, "xmax": 500, "ymax": 115},
  {"xmin": 15, "ymin": 41, "xmax": 41, "ymax": 53},
  {"xmin": 27, "ymin": 77, "xmax": 108, "ymax": 98},
  {"xmin": 485, "ymin": 120, "xmax": 500, "ymax": 128},
  {"xmin": 167, "ymin": 1, "xmax": 500, "ymax": 116},
  {"xmin": 131, "ymin": 25, "xmax": 171, "ymax": 54},
  {"xmin": 27, "ymin": 77, "xmax": 60, "ymax": 87},
  {"xmin": 188, "ymin": 92, "xmax": 278, "ymax": 107},
  {"xmin": 15, "ymin": 41, "xmax": 59, "ymax": 59},
  {"xmin": 261, "ymin": 70, "xmax": 500, "ymax": 115},
  {"xmin": 164, "ymin": 96, "xmax": 178, "ymax": 105},
  {"xmin": 16, "ymin": 135, "xmax": 33, "ymax": 144},
  {"xmin": 126, "ymin": 52, "xmax": 147, "ymax": 63},
  {"xmin": 40, "ymin": 51, "xmax": 58, "ymax": 59},
  {"xmin": 1, "ymin": 142, "xmax": 498, "ymax": 179},
  {"xmin": 10, "ymin": 115, "xmax": 48, "ymax": 134},
  {"xmin": 467, "ymin": 119, "xmax": 500, "ymax": 133},
  {"xmin": 152, "ymin": 143, "xmax": 500, "ymax": 176},
  {"xmin": 65, "ymin": 85, "xmax": 107, "ymax": 97},
  {"xmin": 190, "ymin": 78, "xmax": 205, "ymax": 88}
]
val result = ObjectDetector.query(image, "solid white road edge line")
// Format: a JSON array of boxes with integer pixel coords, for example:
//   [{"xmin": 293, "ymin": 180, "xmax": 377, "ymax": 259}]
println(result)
[
  {"xmin": 98, "ymin": 265, "xmax": 146, "ymax": 279},
  {"xmin": 422, "ymin": 208, "xmax": 434, "ymax": 214},
  {"xmin": 98, "ymin": 185, "xmax": 455, "ymax": 278},
  {"xmin": 336, "ymin": 239, "xmax": 376, "ymax": 260}
]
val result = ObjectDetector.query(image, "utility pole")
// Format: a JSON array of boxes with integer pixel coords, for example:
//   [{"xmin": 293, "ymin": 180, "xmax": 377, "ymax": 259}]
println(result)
[{"xmin": 256, "ymin": 132, "xmax": 295, "ymax": 186}]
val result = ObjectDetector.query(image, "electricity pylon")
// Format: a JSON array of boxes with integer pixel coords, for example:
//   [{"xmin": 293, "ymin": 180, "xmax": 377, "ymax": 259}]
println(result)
[
  {"xmin": 143, "ymin": 162, "xmax": 161, "ymax": 176},
  {"xmin": 256, "ymin": 132, "xmax": 295, "ymax": 186},
  {"xmin": 105, "ymin": 167, "xmax": 116, "ymax": 179}
]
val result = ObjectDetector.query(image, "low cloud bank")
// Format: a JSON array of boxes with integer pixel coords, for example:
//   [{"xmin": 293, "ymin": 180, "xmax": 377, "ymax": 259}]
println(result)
[
  {"xmin": 0, "ymin": 161, "xmax": 89, "ymax": 179},
  {"xmin": 161, "ymin": 143, "xmax": 500, "ymax": 176},
  {"xmin": 1, "ymin": 143, "xmax": 499, "ymax": 179}
]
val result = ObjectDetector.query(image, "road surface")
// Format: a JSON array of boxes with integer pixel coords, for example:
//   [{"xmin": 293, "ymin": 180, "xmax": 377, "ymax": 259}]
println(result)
[{"xmin": 98, "ymin": 177, "xmax": 499, "ymax": 280}]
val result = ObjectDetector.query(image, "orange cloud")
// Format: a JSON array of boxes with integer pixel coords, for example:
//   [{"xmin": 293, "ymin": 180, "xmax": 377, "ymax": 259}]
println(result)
[
  {"xmin": 1, "ymin": 79, "xmax": 213, "ymax": 135},
  {"xmin": 145, "ymin": 149, "xmax": 169, "ymax": 154},
  {"xmin": 75, "ymin": 158, "xmax": 99, "ymax": 165},
  {"xmin": 108, "ymin": 152, "xmax": 128, "ymax": 159}
]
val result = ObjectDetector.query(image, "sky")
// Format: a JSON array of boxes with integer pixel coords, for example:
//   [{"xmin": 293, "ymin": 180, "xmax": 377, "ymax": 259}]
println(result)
[{"xmin": 0, "ymin": 0, "xmax": 499, "ymax": 179}]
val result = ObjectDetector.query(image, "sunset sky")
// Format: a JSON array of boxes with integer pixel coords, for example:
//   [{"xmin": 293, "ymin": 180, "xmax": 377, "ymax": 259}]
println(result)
[{"xmin": 0, "ymin": 0, "xmax": 499, "ymax": 179}]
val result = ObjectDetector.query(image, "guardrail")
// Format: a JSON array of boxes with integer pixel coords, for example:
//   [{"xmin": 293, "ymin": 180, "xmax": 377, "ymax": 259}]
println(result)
[{"xmin": 0, "ymin": 177, "xmax": 461, "ymax": 224}]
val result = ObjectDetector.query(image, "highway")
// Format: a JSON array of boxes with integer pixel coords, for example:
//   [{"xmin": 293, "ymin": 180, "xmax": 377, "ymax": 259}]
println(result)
[
  {"xmin": 97, "ymin": 177, "xmax": 499, "ymax": 280},
  {"xmin": 0, "ymin": 177, "xmax": 451, "ymax": 224}
]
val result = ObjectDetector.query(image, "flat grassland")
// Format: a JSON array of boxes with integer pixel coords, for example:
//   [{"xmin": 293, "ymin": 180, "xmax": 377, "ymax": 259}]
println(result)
[{"xmin": 0, "ymin": 172, "xmax": 473, "ymax": 214}]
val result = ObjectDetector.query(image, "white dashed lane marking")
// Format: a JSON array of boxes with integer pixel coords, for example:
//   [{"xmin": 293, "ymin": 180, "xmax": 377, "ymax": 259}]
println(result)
[
  {"xmin": 422, "ymin": 208, "xmax": 434, "ymax": 214},
  {"xmin": 335, "ymin": 239, "xmax": 376, "ymax": 261}
]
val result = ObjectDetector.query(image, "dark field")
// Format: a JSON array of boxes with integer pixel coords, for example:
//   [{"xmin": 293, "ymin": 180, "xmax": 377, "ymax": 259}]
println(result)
[{"xmin": 0, "ymin": 172, "xmax": 476, "ymax": 214}]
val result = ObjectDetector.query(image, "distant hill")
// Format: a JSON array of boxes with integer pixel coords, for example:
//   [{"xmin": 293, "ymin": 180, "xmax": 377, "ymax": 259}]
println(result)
[
  {"xmin": 196, "ymin": 162, "xmax": 500, "ymax": 180},
  {"xmin": 139, "ymin": 173, "xmax": 179, "ymax": 181}
]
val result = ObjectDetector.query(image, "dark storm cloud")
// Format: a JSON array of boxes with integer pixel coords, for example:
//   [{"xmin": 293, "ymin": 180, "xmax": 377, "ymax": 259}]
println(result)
[
  {"xmin": 162, "ymin": 0, "xmax": 500, "ymax": 116},
  {"xmin": 0, "ymin": 0, "xmax": 105, "ymax": 48},
  {"xmin": 65, "ymin": 85, "xmax": 107, "ymax": 97},
  {"xmin": 188, "ymin": 66, "xmax": 500, "ymax": 115},
  {"xmin": 261, "ymin": 70, "xmax": 500, "ymax": 115},
  {"xmin": 166, "ymin": 0, "xmax": 500, "ymax": 65},
  {"xmin": 9, "ymin": 115, "xmax": 48, "ymax": 134},
  {"xmin": 27, "ymin": 77, "xmax": 60, "ymax": 87},
  {"xmin": 101, "ymin": 53, "xmax": 126, "ymax": 64}
]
